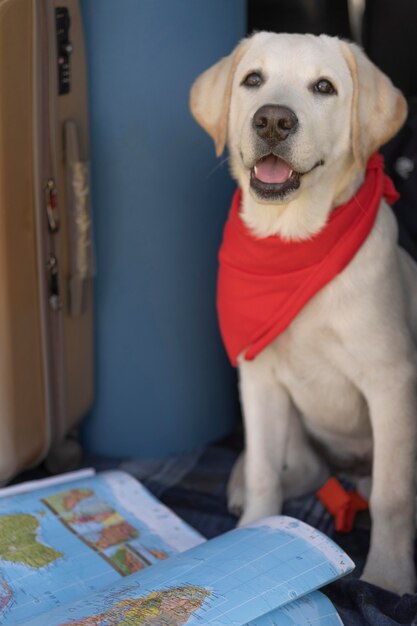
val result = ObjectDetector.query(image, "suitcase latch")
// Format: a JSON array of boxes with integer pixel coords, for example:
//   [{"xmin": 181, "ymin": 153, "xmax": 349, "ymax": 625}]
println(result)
[
  {"xmin": 45, "ymin": 179, "xmax": 60, "ymax": 233},
  {"xmin": 46, "ymin": 255, "xmax": 62, "ymax": 311}
]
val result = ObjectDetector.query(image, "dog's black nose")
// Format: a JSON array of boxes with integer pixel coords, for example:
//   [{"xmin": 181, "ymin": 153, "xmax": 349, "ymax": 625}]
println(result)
[{"xmin": 253, "ymin": 105, "xmax": 299, "ymax": 142}]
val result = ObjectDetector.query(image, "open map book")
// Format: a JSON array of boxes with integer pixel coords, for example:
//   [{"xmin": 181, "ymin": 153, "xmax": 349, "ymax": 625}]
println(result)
[{"xmin": 0, "ymin": 469, "xmax": 354, "ymax": 625}]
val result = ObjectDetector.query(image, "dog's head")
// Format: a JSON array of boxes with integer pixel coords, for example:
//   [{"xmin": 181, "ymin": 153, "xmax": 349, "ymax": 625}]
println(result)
[{"xmin": 190, "ymin": 32, "xmax": 406, "ymax": 217}]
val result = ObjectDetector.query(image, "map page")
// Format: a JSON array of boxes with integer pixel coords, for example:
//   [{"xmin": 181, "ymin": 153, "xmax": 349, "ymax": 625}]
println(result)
[
  {"xmin": 22, "ymin": 516, "xmax": 354, "ymax": 626},
  {"xmin": 0, "ymin": 470, "xmax": 203, "ymax": 625},
  {"xmin": 248, "ymin": 590, "xmax": 343, "ymax": 625}
]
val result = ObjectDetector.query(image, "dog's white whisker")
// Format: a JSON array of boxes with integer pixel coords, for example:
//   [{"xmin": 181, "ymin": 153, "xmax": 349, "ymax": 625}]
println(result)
[{"xmin": 206, "ymin": 157, "xmax": 230, "ymax": 179}]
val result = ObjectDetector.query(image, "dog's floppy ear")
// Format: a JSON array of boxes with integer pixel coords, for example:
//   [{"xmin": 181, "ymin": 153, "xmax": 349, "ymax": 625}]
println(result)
[
  {"xmin": 190, "ymin": 39, "xmax": 249, "ymax": 157},
  {"xmin": 340, "ymin": 41, "xmax": 407, "ymax": 168}
]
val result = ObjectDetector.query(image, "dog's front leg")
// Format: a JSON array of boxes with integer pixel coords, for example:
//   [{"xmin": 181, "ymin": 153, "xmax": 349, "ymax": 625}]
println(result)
[
  {"xmin": 237, "ymin": 356, "xmax": 291, "ymax": 527},
  {"xmin": 361, "ymin": 366, "xmax": 417, "ymax": 594}
]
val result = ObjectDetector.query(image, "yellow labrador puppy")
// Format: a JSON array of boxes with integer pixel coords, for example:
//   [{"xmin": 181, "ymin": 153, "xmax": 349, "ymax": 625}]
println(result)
[{"xmin": 190, "ymin": 32, "xmax": 417, "ymax": 595}]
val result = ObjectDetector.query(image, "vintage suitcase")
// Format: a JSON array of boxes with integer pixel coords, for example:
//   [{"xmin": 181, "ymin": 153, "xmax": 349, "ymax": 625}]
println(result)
[{"xmin": 0, "ymin": 0, "xmax": 94, "ymax": 481}]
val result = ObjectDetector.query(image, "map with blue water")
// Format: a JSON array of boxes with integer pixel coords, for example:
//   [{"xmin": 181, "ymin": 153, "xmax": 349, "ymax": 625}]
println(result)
[
  {"xmin": 20, "ymin": 515, "xmax": 353, "ymax": 625},
  {"xmin": 0, "ymin": 471, "xmax": 353, "ymax": 625}
]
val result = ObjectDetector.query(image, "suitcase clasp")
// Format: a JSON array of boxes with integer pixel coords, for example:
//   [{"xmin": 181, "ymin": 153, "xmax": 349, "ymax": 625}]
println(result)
[{"xmin": 45, "ymin": 178, "xmax": 60, "ymax": 233}]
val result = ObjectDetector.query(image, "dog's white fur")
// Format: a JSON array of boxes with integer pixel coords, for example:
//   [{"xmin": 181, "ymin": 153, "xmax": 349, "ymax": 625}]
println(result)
[{"xmin": 190, "ymin": 32, "xmax": 417, "ymax": 594}]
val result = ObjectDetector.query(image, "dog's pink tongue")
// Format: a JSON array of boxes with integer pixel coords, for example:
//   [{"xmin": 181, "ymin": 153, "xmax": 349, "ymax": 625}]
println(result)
[{"xmin": 254, "ymin": 155, "xmax": 292, "ymax": 184}]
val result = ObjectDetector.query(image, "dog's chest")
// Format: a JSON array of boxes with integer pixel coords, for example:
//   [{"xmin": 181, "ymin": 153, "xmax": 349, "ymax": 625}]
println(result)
[{"xmin": 269, "ymin": 320, "xmax": 372, "ymax": 443}]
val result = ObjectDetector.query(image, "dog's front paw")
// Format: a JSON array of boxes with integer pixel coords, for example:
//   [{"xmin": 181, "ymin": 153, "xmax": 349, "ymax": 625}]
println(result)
[
  {"xmin": 237, "ymin": 509, "xmax": 263, "ymax": 528},
  {"xmin": 361, "ymin": 555, "xmax": 417, "ymax": 595},
  {"xmin": 237, "ymin": 497, "xmax": 281, "ymax": 528}
]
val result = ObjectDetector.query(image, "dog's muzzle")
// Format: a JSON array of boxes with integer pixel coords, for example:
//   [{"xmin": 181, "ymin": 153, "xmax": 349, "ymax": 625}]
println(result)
[{"xmin": 249, "ymin": 105, "xmax": 325, "ymax": 200}]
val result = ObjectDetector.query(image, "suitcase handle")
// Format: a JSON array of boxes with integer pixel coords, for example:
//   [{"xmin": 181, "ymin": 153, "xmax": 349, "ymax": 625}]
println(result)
[{"xmin": 64, "ymin": 120, "xmax": 95, "ymax": 317}]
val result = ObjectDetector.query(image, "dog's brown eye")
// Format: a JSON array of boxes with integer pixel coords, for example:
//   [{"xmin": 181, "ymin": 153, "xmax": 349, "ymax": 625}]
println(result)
[
  {"xmin": 242, "ymin": 72, "xmax": 263, "ymax": 88},
  {"xmin": 313, "ymin": 79, "xmax": 337, "ymax": 95}
]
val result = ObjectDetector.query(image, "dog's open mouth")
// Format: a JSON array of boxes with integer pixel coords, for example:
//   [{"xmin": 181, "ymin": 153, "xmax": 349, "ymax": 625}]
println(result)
[
  {"xmin": 250, "ymin": 154, "xmax": 324, "ymax": 200},
  {"xmin": 253, "ymin": 154, "xmax": 295, "ymax": 184},
  {"xmin": 250, "ymin": 154, "xmax": 300, "ymax": 199}
]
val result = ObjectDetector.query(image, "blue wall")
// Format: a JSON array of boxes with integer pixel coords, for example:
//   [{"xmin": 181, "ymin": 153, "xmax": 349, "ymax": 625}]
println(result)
[{"xmin": 80, "ymin": 0, "xmax": 246, "ymax": 457}]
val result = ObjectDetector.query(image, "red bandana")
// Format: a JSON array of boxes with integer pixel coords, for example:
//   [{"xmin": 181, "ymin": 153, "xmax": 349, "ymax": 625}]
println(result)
[{"xmin": 217, "ymin": 153, "xmax": 399, "ymax": 366}]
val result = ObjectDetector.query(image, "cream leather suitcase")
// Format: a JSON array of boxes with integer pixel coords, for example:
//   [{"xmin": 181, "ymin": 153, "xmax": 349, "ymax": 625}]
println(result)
[{"xmin": 0, "ymin": 0, "xmax": 94, "ymax": 481}]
